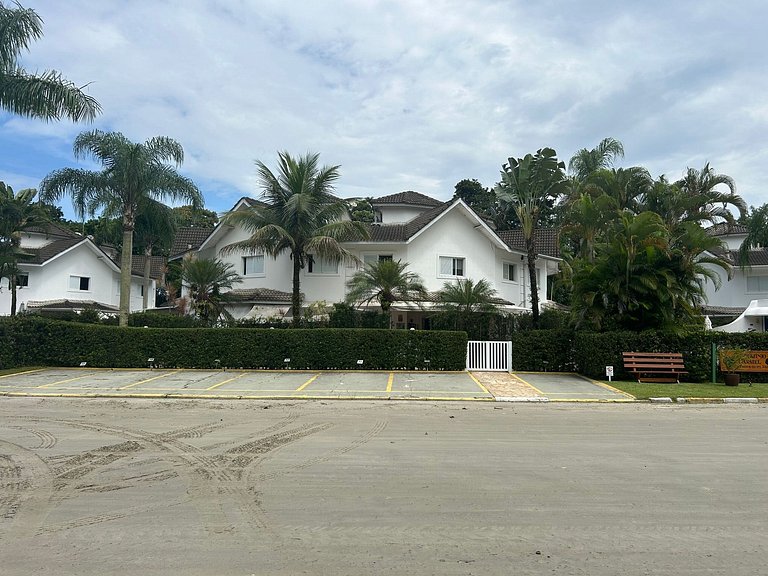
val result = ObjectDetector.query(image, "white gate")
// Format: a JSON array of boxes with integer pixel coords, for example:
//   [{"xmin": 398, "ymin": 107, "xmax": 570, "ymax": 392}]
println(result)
[{"xmin": 466, "ymin": 341, "xmax": 512, "ymax": 371}]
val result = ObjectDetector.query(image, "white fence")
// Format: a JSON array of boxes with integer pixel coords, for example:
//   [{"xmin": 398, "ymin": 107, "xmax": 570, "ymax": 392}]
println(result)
[{"xmin": 466, "ymin": 340, "xmax": 512, "ymax": 371}]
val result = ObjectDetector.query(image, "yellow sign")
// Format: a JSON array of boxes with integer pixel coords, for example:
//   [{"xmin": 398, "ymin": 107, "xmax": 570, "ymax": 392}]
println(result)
[{"xmin": 719, "ymin": 350, "xmax": 768, "ymax": 372}]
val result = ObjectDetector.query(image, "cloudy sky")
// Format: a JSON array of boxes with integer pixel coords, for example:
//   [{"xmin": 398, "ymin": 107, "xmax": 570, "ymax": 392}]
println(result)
[{"xmin": 1, "ymin": 0, "xmax": 766, "ymax": 219}]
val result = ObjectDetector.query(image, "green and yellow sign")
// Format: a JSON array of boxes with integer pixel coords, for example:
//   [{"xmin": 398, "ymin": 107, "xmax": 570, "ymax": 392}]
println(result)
[{"xmin": 719, "ymin": 350, "xmax": 768, "ymax": 372}]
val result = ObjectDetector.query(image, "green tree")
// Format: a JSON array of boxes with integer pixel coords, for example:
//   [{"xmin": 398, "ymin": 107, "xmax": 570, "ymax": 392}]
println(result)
[
  {"xmin": 494, "ymin": 147, "xmax": 566, "ymax": 327},
  {"xmin": 171, "ymin": 204, "xmax": 219, "ymax": 228},
  {"xmin": 133, "ymin": 200, "xmax": 177, "ymax": 309},
  {"xmin": 0, "ymin": 182, "xmax": 48, "ymax": 315},
  {"xmin": 221, "ymin": 151, "xmax": 369, "ymax": 327},
  {"xmin": 0, "ymin": 2, "xmax": 100, "ymax": 121},
  {"xmin": 181, "ymin": 257, "xmax": 241, "ymax": 326},
  {"xmin": 738, "ymin": 204, "xmax": 768, "ymax": 267},
  {"xmin": 436, "ymin": 277, "xmax": 500, "ymax": 331},
  {"xmin": 568, "ymin": 137, "xmax": 624, "ymax": 182},
  {"xmin": 40, "ymin": 130, "xmax": 202, "ymax": 326},
  {"xmin": 670, "ymin": 163, "xmax": 746, "ymax": 227},
  {"xmin": 349, "ymin": 198, "xmax": 375, "ymax": 223},
  {"xmin": 346, "ymin": 259, "xmax": 427, "ymax": 315},
  {"xmin": 453, "ymin": 178, "xmax": 495, "ymax": 215}
]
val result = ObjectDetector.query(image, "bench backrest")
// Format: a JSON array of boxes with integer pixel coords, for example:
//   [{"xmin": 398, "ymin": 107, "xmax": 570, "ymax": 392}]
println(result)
[{"xmin": 622, "ymin": 352, "xmax": 686, "ymax": 370}]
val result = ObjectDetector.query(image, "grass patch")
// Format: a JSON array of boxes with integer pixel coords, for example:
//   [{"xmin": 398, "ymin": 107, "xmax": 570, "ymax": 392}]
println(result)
[{"xmin": 605, "ymin": 380, "xmax": 768, "ymax": 399}]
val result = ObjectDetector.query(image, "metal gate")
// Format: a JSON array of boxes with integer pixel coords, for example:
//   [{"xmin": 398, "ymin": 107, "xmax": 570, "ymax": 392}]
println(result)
[{"xmin": 466, "ymin": 340, "xmax": 512, "ymax": 371}]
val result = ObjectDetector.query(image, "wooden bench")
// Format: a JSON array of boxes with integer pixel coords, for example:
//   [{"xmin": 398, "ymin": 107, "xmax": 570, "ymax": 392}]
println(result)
[{"xmin": 622, "ymin": 352, "xmax": 688, "ymax": 383}]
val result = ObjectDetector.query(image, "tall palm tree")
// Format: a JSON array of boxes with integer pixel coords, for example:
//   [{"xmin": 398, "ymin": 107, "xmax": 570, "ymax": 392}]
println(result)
[
  {"xmin": 181, "ymin": 257, "xmax": 241, "ymax": 326},
  {"xmin": 0, "ymin": 2, "xmax": 100, "ymax": 121},
  {"xmin": 738, "ymin": 204, "xmax": 768, "ymax": 267},
  {"xmin": 494, "ymin": 147, "xmax": 566, "ymax": 327},
  {"xmin": 133, "ymin": 199, "xmax": 177, "ymax": 310},
  {"xmin": 0, "ymin": 182, "xmax": 48, "ymax": 315},
  {"xmin": 568, "ymin": 137, "xmax": 624, "ymax": 182},
  {"xmin": 221, "ymin": 151, "xmax": 369, "ymax": 327},
  {"xmin": 346, "ymin": 259, "xmax": 427, "ymax": 314},
  {"xmin": 40, "ymin": 130, "xmax": 202, "ymax": 326},
  {"xmin": 672, "ymin": 163, "xmax": 746, "ymax": 226}
]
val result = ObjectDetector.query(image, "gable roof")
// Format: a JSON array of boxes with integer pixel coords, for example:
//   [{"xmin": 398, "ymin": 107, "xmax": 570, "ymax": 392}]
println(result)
[
  {"xmin": 371, "ymin": 191, "xmax": 443, "ymax": 207},
  {"xmin": 130, "ymin": 255, "xmax": 166, "ymax": 280},
  {"xmin": 23, "ymin": 236, "xmax": 86, "ymax": 264},
  {"xmin": 706, "ymin": 223, "xmax": 748, "ymax": 236},
  {"xmin": 497, "ymin": 229, "xmax": 560, "ymax": 258},
  {"xmin": 23, "ymin": 221, "xmax": 79, "ymax": 239},
  {"xmin": 366, "ymin": 201, "xmax": 451, "ymax": 242},
  {"xmin": 170, "ymin": 227, "xmax": 214, "ymax": 259}
]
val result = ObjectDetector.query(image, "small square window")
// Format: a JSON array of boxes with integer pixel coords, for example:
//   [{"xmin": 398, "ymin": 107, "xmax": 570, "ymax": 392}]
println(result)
[
  {"xmin": 243, "ymin": 255, "xmax": 265, "ymax": 275},
  {"xmin": 69, "ymin": 276, "xmax": 90, "ymax": 291},
  {"xmin": 9, "ymin": 274, "xmax": 28, "ymax": 289},
  {"xmin": 439, "ymin": 256, "xmax": 465, "ymax": 277},
  {"xmin": 307, "ymin": 255, "xmax": 338, "ymax": 275},
  {"xmin": 503, "ymin": 262, "xmax": 516, "ymax": 282}
]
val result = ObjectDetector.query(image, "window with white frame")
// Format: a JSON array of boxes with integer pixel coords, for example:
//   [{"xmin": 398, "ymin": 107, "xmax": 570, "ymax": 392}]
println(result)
[
  {"xmin": 502, "ymin": 262, "xmax": 517, "ymax": 282},
  {"xmin": 363, "ymin": 254, "xmax": 393, "ymax": 267},
  {"xmin": 69, "ymin": 275, "xmax": 90, "ymax": 291},
  {"xmin": 243, "ymin": 255, "xmax": 265, "ymax": 276},
  {"xmin": 307, "ymin": 255, "xmax": 338, "ymax": 275},
  {"xmin": 746, "ymin": 275, "xmax": 768, "ymax": 293},
  {"xmin": 439, "ymin": 256, "xmax": 465, "ymax": 277}
]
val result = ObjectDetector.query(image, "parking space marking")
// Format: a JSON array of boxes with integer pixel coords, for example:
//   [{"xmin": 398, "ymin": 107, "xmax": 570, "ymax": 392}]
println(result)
[
  {"xmin": 118, "ymin": 370, "xmax": 181, "ymax": 390},
  {"xmin": 468, "ymin": 372, "xmax": 491, "ymax": 394},
  {"xmin": 510, "ymin": 373, "xmax": 546, "ymax": 395},
  {"xmin": 294, "ymin": 373, "xmax": 320, "ymax": 392},
  {"xmin": 0, "ymin": 368, "xmax": 44, "ymax": 379},
  {"xmin": 206, "ymin": 372, "xmax": 247, "ymax": 391},
  {"xmin": 37, "ymin": 372, "xmax": 96, "ymax": 388},
  {"xmin": 386, "ymin": 372, "xmax": 394, "ymax": 393}
]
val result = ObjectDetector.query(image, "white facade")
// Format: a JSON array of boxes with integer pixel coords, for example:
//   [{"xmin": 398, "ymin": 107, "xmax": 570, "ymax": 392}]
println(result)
[
  {"xmin": 196, "ymin": 196, "xmax": 560, "ymax": 320},
  {"xmin": 0, "ymin": 229, "xmax": 154, "ymax": 316},
  {"xmin": 702, "ymin": 227, "xmax": 768, "ymax": 309}
]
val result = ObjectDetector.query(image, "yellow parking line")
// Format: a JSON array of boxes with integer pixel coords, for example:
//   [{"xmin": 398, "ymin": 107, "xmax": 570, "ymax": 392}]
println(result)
[
  {"xmin": 386, "ymin": 372, "xmax": 394, "ymax": 393},
  {"xmin": 37, "ymin": 372, "xmax": 95, "ymax": 388},
  {"xmin": 0, "ymin": 368, "xmax": 45, "ymax": 379},
  {"xmin": 510, "ymin": 373, "xmax": 546, "ymax": 395},
  {"xmin": 294, "ymin": 373, "xmax": 320, "ymax": 392},
  {"xmin": 206, "ymin": 372, "xmax": 247, "ymax": 391},
  {"xmin": 468, "ymin": 372, "xmax": 491, "ymax": 394},
  {"xmin": 119, "ymin": 370, "xmax": 180, "ymax": 390}
]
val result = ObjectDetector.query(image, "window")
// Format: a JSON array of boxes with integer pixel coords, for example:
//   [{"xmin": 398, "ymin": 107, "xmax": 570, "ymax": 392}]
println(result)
[
  {"xmin": 439, "ymin": 256, "xmax": 465, "ymax": 277},
  {"xmin": 502, "ymin": 262, "xmax": 517, "ymax": 282},
  {"xmin": 307, "ymin": 255, "xmax": 338, "ymax": 275},
  {"xmin": 69, "ymin": 275, "xmax": 90, "ymax": 291},
  {"xmin": 363, "ymin": 254, "xmax": 393, "ymax": 267},
  {"xmin": 243, "ymin": 255, "xmax": 265, "ymax": 276},
  {"xmin": 7, "ymin": 274, "xmax": 28, "ymax": 289},
  {"xmin": 746, "ymin": 275, "xmax": 768, "ymax": 293}
]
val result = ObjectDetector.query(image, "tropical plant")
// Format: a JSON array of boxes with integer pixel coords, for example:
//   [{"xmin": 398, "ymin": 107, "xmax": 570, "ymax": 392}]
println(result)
[
  {"xmin": 0, "ymin": 182, "xmax": 48, "ymax": 315},
  {"xmin": 494, "ymin": 147, "xmax": 566, "ymax": 327},
  {"xmin": 40, "ymin": 130, "xmax": 202, "ymax": 326},
  {"xmin": 671, "ymin": 163, "xmax": 746, "ymax": 226},
  {"xmin": 737, "ymin": 204, "xmax": 768, "ymax": 267},
  {"xmin": 220, "ymin": 151, "xmax": 369, "ymax": 327},
  {"xmin": 0, "ymin": 1, "xmax": 100, "ymax": 121},
  {"xmin": 436, "ymin": 277, "xmax": 501, "ymax": 331},
  {"xmin": 568, "ymin": 137, "xmax": 624, "ymax": 182},
  {"xmin": 133, "ymin": 200, "xmax": 177, "ymax": 309},
  {"xmin": 180, "ymin": 257, "xmax": 241, "ymax": 326},
  {"xmin": 346, "ymin": 259, "xmax": 427, "ymax": 315}
]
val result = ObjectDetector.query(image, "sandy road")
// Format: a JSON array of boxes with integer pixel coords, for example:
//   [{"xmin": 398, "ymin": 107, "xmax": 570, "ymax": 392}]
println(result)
[{"xmin": 1, "ymin": 397, "xmax": 768, "ymax": 575}]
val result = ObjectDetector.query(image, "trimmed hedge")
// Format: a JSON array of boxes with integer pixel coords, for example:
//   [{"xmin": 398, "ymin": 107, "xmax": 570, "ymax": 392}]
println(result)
[
  {"xmin": 510, "ymin": 329, "xmax": 576, "ymax": 372},
  {"xmin": 0, "ymin": 317, "xmax": 467, "ymax": 371}
]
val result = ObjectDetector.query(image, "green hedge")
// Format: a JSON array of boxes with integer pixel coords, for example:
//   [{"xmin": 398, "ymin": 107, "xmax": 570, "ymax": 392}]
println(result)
[
  {"xmin": 510, "ymin": 329, "xmax": 576, "ymax": 372},
  {"xmin": 0, "ymin": 317, "xmax": 467, "ymax": 371}
]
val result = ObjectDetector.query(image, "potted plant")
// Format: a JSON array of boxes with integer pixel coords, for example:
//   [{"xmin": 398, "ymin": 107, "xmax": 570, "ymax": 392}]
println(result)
[{"xmin": 719, "ymin": 347, "xmax": 750, "ymax": 386}]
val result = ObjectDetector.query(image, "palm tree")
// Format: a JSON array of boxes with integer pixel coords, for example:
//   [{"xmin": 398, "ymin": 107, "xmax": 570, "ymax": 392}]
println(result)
[
  {"xmin": 568, "ymin": 137, "xmax": 624, "ymax": 182},
  {"xmin": 346, "ymin": 259, "xmax": 427, "ymax": 315},
  {"xmin": 40, "ymin": 130, "xmax": 202, "ymax": 326},
  {"xmin": 181, "ymin": 257, "xmax": 241, "ymax": 326},
  {"xmin": 738, "ymin": 204, "xmax": 768, "ymax": 267},
  {"xmin": 672, "ymin": 163, "xmax": 746, "ymax": 226},
  {"xmin": 221, "ymin": 151, "xmax": 369, "ymax": 327},
  {"xmin": 494, "ymin": 147, "xmax": 566, "ymax": 327},
  {"xmin": 0, "ymin": 2, "xmax": 100, "ymax": 121},
  {"xmin": 436, "ymin": 277, "xmax": 501, "ymax": 330},
  {"xmin": 133, "ymin": 199, "xmax": 177, "ymax": 310},
  {"xmin": 0, "ymin": 182, "xmax": 48, "ymax": 315}
]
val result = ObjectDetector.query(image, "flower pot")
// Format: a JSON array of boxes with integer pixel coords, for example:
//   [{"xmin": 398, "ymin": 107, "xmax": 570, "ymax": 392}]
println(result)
[{"xmin": 724, "ymin": 373, "xmax": 740, "ymax": 387}]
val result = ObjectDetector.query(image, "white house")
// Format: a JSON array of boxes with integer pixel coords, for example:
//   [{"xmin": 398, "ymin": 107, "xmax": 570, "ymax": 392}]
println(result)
[
  {"xmin": 0, "ymin": 223, "xmax": 157, "ymax": 316},
  {"xmin": 188, "ymin": 191, "xmax": 562, "ymax": 326},
  {"xmin": 700, "ymin": 223, "xmax": 768, "ymax": 332}
]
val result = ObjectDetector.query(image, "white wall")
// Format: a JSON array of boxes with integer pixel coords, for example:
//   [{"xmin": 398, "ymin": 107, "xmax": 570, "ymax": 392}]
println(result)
[
  {"xmin": 378, "ymin": 205, "xmax": 427, "ymax": 224},
  {"xmin": 703, "ymin": 262, "xmax": 768, "ymax": 308}
]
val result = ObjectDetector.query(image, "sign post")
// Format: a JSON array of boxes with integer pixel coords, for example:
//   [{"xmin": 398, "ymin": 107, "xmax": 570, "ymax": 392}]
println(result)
[{"xmin": 605, "ymin": 365, "xmax": 614, "ymax": 382}]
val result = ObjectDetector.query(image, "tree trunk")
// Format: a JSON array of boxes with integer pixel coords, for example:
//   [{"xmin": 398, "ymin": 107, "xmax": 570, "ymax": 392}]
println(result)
[
  {"xmin": 9, "ymin": 273, "xmax": 17, "ymax": 316},
  {"xmin": 119, "ymin": 219, "xmax": 134, "ymax": 327},
  {"xmin": 291, "ymin": 253, "xmax": 301, "ymax": 327},
  {"xmin": 143, "ymin": 244, "xmax": 152, "ymax": 310},
  {"xmin": 527, "ymin": 239, "xmax": 539, "ymax": 328}
]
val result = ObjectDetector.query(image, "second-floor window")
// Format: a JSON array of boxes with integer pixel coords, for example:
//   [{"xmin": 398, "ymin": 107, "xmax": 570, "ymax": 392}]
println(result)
[
  {"xmin": 307, "ymin": 255, "xmax": 338, "ymax": 275},
  {"xmin": 746, "ymin": 275, "xmax": 768, "ymax": 293},
  {"xmin": 363, "ymin": 254, "xmax": 393, "ymax": 267},
  {"xmin": 439, "ymin": 256, "xmax": 465, "ymax": 277},
  {"xmin": 243, "ymin": 255, "xmax": 265, "ymax": 276},
  {"xmin": 69, "ymin": 275, "xmax": 90, "ymax": 291},
  {"xmin": 502, "ymin": 262, "xmax": 517, "ymax": 282}
]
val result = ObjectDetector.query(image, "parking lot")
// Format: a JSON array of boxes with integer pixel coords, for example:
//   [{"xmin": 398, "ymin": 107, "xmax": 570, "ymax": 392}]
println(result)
[{"xmin": 0, "ymin": 367, "xmax": 494, "ymax": 401}]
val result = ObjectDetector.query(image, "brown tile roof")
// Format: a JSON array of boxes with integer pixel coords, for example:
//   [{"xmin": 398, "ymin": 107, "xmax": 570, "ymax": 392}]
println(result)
[
  {"xmin": 706, "ymin": 223, "xmax": 748, "ymax": 236},
  {"xmin": 24, "ymin": 221, "xmax": 78, "ymax": 238},
  {"xmin": 226, "ymin": 288, "xmax": 293, "ymax": 303},
  {"xmin": 371, "ymin": 191, "xmax": 443, "ymax": 207},
  {"xmin": 130, "ymin": 255, "xmax": 166, "ymax": 279},
  {"xmin": 170, "ymin": 227, "xmax": 213, "ymax": 259},
  {"xmin": 25, "ymin": 299, "xmax": 119, "ymax": 312},
  {"xmin": 366, "ymin": 202, "xmax": 451, "ymax": 242},
  {"xmin": 24, "ymin": 237, "xmax": 84, "ymax": 264},
  {"xmin": 701, "ymin": 305, "xmax": 745, "ymax": 316},
  {"xmin": 731, "ymin": 249, "xmax": 768, "ymax": 266},
  {"xmin": 497, "ymin": 228, "xmax": 560, "ymax": 258}
]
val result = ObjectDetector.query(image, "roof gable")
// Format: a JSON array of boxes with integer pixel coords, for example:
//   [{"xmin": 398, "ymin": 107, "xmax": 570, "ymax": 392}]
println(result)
[
  {"xmin": 371, "ymin": 191, "xmax": 443, "ymax": 207},
  {"xmin": 497, "ymin": 229, "xmax": 561, "ymax": 258}
]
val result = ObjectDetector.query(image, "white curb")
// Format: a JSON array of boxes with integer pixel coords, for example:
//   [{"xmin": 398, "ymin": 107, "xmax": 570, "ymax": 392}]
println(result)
[
  {"xmin": 649, "ymin": 397, "xmax": 673, "ymax": 403},
  {"xmin": 495, "ymin": 396, "xmax": 550, "ymax": 402},
  {"xmin": 723, "ymin": 397, "xmax": 758, "ymax": 403}
]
